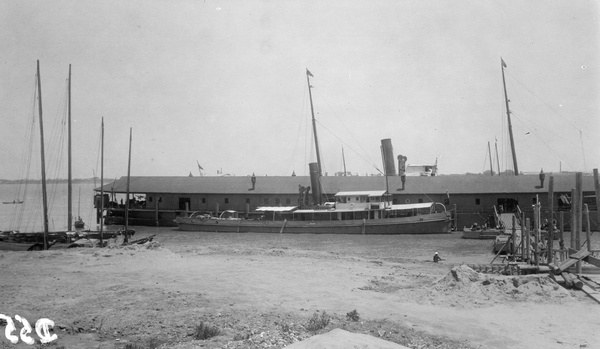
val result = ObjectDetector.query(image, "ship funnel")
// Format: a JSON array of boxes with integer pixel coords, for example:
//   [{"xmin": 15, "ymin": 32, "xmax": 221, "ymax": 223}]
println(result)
[
  {"xmin": 380, "ymin": 139, "xmax": 396, "ymax": 176},
  {"xmin": 309, "ymin": 162, "xmax": 322, "ymax": 205}
]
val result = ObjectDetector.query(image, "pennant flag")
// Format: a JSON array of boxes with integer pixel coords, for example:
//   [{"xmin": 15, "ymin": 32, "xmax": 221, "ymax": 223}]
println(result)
[
  {"xmin": 306, "ymin": 69, "xmax": 314, "ymax": 77},
  {"xmin": 197, "ymin": 160, "xmax": 203, "ymax": 170},
  {"xmin": 501, "ymin": 58, "xmax": 507, "ymax": 68}
]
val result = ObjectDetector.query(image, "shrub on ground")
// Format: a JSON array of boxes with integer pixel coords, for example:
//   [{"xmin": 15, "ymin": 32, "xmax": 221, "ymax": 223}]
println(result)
[
  {"xmin": 305, "ymin": 311, "xmax": 330, "ymax": 332},
  {"xmin": 193, "ymin": 322, "xmax": 221, "ymax": 340}
]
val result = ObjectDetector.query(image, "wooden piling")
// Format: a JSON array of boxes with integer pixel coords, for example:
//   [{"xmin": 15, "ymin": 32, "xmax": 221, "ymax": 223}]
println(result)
[
  {"xmin": 560, "ymin": 272, "xmax": 573, "ymax": 289},
  {"xmin": 559, "ymin": 211, "xmax": 565, "ymax": 250},
  {"xmin": 561, "ymin": 272, "xmax": 583, "ymax": 290},
  {"xmin": 547, "ymin": 176, "xmax": 554, "ymax": 263},
  {"xmin": 534, "ymin": 203, "xmax": 540, "ymax": 266},
  {"xmin": 584, "ymin": 204, "xmax": 591, "ymax": 252},
  {"xmin": 594, "ymin": 169, "xmax": 600, "ymax": 230},
  {"xmin": 511, "ymin": 215, "xmax": 516, "ymax": 256},
  {"xmin": 525, "ymin": 218, "xmax": 531, "ymax": 262},
  {"xmin": 571, "ymin": 188, "xmax": 576, "ymax": 249},
  {"xmin": 575, "ymin": 172, "xmax": 583, "ymax": 274},
  {"xmin": 521, "ymin": 212, "xmax": 526, "ymax": 261}
]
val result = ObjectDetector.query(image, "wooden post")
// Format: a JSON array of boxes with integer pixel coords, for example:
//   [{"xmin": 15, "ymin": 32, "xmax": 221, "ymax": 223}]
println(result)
[
  {"xmin": 571, "ymin": 188, "xmax": 576, "ymax": 249},
  {"xmin": 534, "ymin": 204, "xmax": 540, "ymax": 266},
  {"xmin": 512, "ymin": 215, "xmax": 516, "ymax": 256},
  {"xmin": 453, "ymin": 204, "xmax": 457, "ymax": 229},
  {"xmin": 547, "ymin": 176, "xmax": 554, "ymax": 263},
  {"xmin": 215, "ymin": 203, "xmax": 219, "ymax": 217},
  {"xmin": 594, "ymin": 168, "xmax": 600, "ymax": 228},
  {"xmin": 155, "ymin": 196, "xmax": 160, "ymax": 227},
  {"xmin": 521, "ymin": 212, "xmax": 526, "ymax": 261},
  {"xmin": 525, "ymin": 218, "xmax": 531, "ymax": 262},
  {"xmin": 575, "ymin": 172, "xmax": 583, "ymax": 274},
  {"xmin": 584, "ymin": 204, "xmax": 591, "ymax": 252},
  {"xmin": 559, "ymin": 211, "xmax": 565, "ymax": 253}
]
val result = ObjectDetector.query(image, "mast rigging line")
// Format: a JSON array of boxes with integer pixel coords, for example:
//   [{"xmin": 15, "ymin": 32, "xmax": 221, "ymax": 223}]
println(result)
[
  {"xmin": 505, "ymin": 70, "xmax": 583, "ymax": 134},
  {"xmin": 9, "ymin": 76, "xmax": 40, "ymax": 231},
  {"xmin": 314, "ymin": 119, "xmax": 382, "ymax": 174},
  {"xmin": 504, "ymin": 69, "xmax": 588, "ymax": 171},
  {"xmin": 311, "ymin": 88, "xmax": 379, "ymax": 171},
  {"xmin": 510, "ymin": 110, "xmax": 576, "ymax": 170}
]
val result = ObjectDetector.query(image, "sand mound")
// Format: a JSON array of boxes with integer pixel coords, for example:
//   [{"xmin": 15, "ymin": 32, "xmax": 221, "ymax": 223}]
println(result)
[
  {"xmin": 428, "ymin": 264, "xmax": 573, "ymax": 308},
  {"xmin": 283, "ymin": 328, "xmax": 410, "ymax": 349}
]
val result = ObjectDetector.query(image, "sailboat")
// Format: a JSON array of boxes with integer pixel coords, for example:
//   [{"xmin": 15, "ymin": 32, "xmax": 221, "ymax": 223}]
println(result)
[
  {"xmin": 174, "ymin": 70, "xmax": 452, "ymax": 234},
  {"xmin": 0, "ymin": 61, "xmax": 68, "ymax": 250},
  {"xmin": 70, "ymin": 119, "xmax": 134, "ymax": 246},
  {"xmin": 74, "ymin": 187, "xmax": 85, "ymax": 229}
]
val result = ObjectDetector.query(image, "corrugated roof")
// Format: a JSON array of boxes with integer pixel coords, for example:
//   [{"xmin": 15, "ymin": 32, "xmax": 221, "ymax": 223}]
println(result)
[{"xmin": 96, "ymin": 174, "xmax": 598, "ymax": 195}]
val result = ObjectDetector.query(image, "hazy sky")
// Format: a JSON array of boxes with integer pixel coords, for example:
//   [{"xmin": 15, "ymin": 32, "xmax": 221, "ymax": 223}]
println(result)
[{"xmin": 1, "ymin": 0, "xmax": 598, "ymax": 180}]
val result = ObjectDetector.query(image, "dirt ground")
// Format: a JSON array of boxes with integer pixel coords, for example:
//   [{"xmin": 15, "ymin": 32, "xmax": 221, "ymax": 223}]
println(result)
[{"xmin": 0, "ymin": 239, "xmax": 598, "ymax": 349}]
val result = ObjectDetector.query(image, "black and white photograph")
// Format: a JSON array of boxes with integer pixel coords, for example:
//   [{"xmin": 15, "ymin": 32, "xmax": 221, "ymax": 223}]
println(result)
[{"xmin": 0, "ymin": 1, "xmax": 599, "ymax": 348}]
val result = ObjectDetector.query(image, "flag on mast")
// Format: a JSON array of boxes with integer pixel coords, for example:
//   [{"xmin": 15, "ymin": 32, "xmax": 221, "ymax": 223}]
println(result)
[
  {"xmin": 197, "ymin": 161, "xmax": 203, "ymax": 175},
  {"xmin": 306, "ymin": 69, "xmax": 314, "ymax": 77},
  {"xmin": 501, "ymin": 58, "xmax": 507, "ymax": 68}
]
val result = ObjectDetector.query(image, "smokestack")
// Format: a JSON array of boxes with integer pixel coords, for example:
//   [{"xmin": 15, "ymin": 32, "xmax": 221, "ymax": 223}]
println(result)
[
  {"xmin": 309, "ymin": 162, "xmax": 322, "ymax": 205},
  {"xmin": 380, "ymin": 139, "xmax": 396, "ymax": 176}
]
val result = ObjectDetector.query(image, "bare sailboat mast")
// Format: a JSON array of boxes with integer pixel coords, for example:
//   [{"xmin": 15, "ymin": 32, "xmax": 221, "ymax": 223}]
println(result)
[
  {"xmin": 501, "ymin": 58, "xmax": 519, "ymax": 176},
  {"xmin": 68, "ymin": 64, "xmax": 73, "ymax": 231},
  {"xmin": 36, "ymin": 61, "xmax": 50, "ymax": 249},
  {"xmin": 488, "ymin": 141, "xmax": 493, "ymax": 176},
  {"xmin": 306, "ymin": 69, "xmax": 322, "ymax": 176},
  {"xmin": 124, "ymin": 127, "xmax": 132, "ymax": 242},
  {"xmin": 100, "ymin": 117, "xmax": 104, "ymax": 246}
]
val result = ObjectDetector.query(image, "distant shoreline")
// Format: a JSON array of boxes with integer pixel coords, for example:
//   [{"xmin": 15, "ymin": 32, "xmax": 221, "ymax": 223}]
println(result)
[{"xmin": 0, "ymin": 178, "xmax": 98, "ymax": 184}]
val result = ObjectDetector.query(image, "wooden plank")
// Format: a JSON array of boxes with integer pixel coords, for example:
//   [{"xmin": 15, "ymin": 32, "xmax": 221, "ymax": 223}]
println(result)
[
  {"xmin": 581, "ymin": 285, "xmax": 600, "ymax": 304},
  {"xmin": 569, "ymin": 249, "xmax": 591, "ymax": 260},
  {"xmin": 582, "ymin": 254, "xmax": 600, "ymax": 268},
  {"xmin": 555, "ymin": 250, "xmax": 591, "ymax": 273}
]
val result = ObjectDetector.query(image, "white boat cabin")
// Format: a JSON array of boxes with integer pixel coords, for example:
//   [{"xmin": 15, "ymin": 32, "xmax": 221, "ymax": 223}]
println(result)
[{"xmin": 334, "ymin": 190, "xmax": 392, "ymax": 210}]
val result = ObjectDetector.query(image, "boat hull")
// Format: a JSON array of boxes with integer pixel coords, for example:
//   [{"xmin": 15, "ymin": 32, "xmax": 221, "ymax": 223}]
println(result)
[
  {"xmin": 105, "ymin": 208, "xmax": 178, "ymax": 227},
  {"xmin": 175, "ymin": 212, "xmax": 451, "ymax": 234},
  {"xmin": 461, "ymin": 228, "xmax": 504, "ymax": 240}
]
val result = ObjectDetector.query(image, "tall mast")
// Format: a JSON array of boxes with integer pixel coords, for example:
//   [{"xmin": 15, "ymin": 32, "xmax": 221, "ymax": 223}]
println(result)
[
  {"xmin": 488, "ymin": 141, "xmax": 493, "ymax": 176},
  {"xmin": 124, "ymin": 127, "xmax": 132, "ymax": 243},
  {"xmin": 501, "ymin": 58, "xmax": 519, "ymax": 176},
  {"xmin": 306, "ymin": 69, "xmax": 322, "ymax": 176},
  {"xmin": 342, "ymin": 146, "xmax": 347, "ymax": 176},
  {"xmin": 495, "ymin": 139, "xmax": 501, "ymax": 176},
  {"xmin": 36, "ymin": 60, "xmax": 49, "ymax": 250},
  {"xmin": 100, "ymin": 117, "xmax": 104, "ymax": 246},
  {"xmin": 67, "ymin": 64, "xmax": 73, "ymax": 231}
]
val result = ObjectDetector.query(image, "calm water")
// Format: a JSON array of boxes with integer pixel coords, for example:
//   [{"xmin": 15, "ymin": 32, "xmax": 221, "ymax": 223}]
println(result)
[{"xmin": 0, "ymin": 181, "xmax": 98, "ymax": 232}]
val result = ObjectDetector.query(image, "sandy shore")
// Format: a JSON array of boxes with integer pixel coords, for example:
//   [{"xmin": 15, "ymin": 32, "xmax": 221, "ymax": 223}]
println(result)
[{"xmin": 0, "ymin": 232, "xmax": 598, "ymax": 349}]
